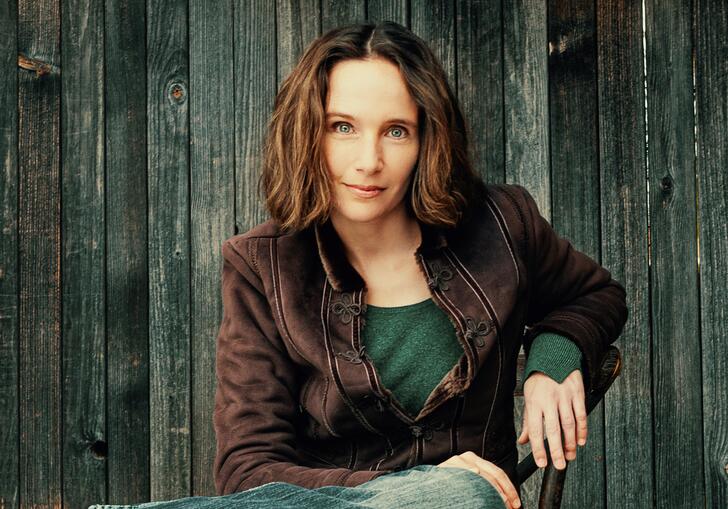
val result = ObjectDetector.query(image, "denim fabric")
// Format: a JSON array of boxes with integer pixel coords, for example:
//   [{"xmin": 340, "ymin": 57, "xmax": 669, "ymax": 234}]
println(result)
[{"xmin": 87, "ymin": 465, "xmax": 506, "ymax": 509}]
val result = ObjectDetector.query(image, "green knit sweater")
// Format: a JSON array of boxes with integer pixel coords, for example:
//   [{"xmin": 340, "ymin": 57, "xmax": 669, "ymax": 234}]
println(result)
[{"xmin": 363, "ymin": 297, "xmax": 583, "ymax": 416}]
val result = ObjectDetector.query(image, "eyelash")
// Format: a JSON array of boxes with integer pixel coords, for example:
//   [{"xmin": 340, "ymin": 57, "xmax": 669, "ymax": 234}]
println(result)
[{"xmin": 330, "ymin": 121, "xmax": 409, "ymax": 139}]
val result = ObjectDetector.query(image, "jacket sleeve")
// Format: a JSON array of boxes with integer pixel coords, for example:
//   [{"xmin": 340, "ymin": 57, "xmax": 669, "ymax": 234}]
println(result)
[
  {"xmin": 514, "ymin": 184, "xmax": 628, "ymax": 394},
  {"xmin": 213, "ymin": 238, "xmax": 391, "ymax": 494}
]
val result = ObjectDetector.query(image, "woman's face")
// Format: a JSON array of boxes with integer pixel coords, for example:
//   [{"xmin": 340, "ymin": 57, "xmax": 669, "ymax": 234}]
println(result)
[{"xmin": 323, "ymin": 57, "xmax": 420, "ymax": 226}]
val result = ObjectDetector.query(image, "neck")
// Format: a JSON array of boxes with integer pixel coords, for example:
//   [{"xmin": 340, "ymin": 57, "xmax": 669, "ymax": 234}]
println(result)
[{"xmin": 329, "ymin": 206, "xmax": 422, "ymax": 270}]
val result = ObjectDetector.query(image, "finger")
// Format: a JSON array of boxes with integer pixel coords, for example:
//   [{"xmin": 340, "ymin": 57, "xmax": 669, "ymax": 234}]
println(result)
[
  {"xmin": 559, "ymin": 400, "xmax": 577, "ymax": 461},
  {"xmin": 527, "ymin": 406, "xmax": 547, "ymax": 468},
  {"xmin": 472, "ymin": 457, "xmax": 521, "ymax": 509},
  {"xmin": 573, "ymin": 393, "xmax": 588, "ymax": 446},
  {"xmin": 517, "ymin": 417, "xmax": 528, "ymax": 444},
  {"xmin": 543, "ymin": 407, "xmax": 566, "ymax": 469}
]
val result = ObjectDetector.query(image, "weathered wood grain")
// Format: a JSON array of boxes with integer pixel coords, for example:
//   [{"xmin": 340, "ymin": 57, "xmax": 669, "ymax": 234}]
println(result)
[
  {"xmin": 104, "ymin": 0, "xmax": 150, "ymax": 504},
  {"xmin": 0, "ymin": 0, "xmax": 19, "ymax": 507},
  {"xmin": 695, "ymin": 0, "xmax": 728, "ymax": 506},
  {"xmin": 103, "ymin": 0, "xmax": 151, "ymax": 504},
  {"xmin": 321, "ymin": 0, "xmax": 365, "ymax": 32},
  {"xmin": 146, "ymin": 0, "xmax": 191, "ymax": 501},
  {"xmin": 547, "ymin": 2, "xmax": 607, "ymax": 507},
  {"xmin": 644, "ymin": 0, "xmax": 705, "ymax": 507},
  {"xmin": 276, "ymin": 0, "xmax": 320, "ymax": 84},
  {"xmin": 60, "ymin": 1, "xmax": 106, "ymax": 508},
  {"xmin": 189, "ymin": 0, "xmax": 235, "ymax": 496},
  {"xmin": 598, "ymin": 1, "xmax": 653, "ymax": 508},
  {"xmin": 410, "ymin": 0, "xmax": 457, "ymax": 95},
  {"xmin": 455, "ymin": 0, "xmax": 505, "ymax": 183},
  {"xmin": 235, "ymin": 1, "xmax": 276, "ymax": 236},
  {"xmin": 366, "ymin": 0, "xmax": 407, "ymax": 26},
  {"xmin": 17, "ymin": 0, "xmax": 62, "ymax": 507}
]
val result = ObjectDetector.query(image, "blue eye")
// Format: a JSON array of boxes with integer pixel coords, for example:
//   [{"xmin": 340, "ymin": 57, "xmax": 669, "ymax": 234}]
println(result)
[
  {"xmin": 333, "ymin": 122, "xmax": 352, "ymax": 134},
  {"xmin": 389, "ymin": 126, "xmax": 407, "ymax": 138}
]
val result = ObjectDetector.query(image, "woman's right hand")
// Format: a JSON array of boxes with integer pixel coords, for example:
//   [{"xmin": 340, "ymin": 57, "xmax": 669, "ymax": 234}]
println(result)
[{"xmin": 437, "ymin": 451, "xmax": 521, "ymax": 509}]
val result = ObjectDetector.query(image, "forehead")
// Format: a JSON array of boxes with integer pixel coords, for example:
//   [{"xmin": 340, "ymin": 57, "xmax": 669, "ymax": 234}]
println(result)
[{"xmin": 325, "ymin": 57, "xmax": 418, "ymax": 122}]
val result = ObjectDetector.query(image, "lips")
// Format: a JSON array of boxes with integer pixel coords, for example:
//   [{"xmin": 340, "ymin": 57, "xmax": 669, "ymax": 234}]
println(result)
[
  {"xmin": 346, "ymin": 184, "xmax": 384, "ymax": 191},
  {"xmin": 344, "ymin": 183, "xmax": 384, "ymax": 198}
]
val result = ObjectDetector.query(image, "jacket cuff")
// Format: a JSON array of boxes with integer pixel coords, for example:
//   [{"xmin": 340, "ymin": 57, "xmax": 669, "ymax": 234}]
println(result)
[{"xmin": 524, "ymin": 332, "xmax": 583, "ymax": 383}]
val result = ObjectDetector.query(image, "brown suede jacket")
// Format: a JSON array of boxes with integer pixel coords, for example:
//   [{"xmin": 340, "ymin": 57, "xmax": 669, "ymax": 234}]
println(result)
[{"xmin": 212, "ymin": 183, "xmax": 628, "ymax": 495}]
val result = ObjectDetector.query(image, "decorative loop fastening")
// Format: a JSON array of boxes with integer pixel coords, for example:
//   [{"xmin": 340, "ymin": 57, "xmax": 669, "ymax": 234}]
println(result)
[
  {"xmin": 464, "ymin": 316, "xmax": 494, "ymax": 347},
  {"xmin": 410, "ymin": 421, "xmax": 444, "ymax": 441},
  {"xmin": 426, "ymin": 260, "xmax": 454, "ymax": 291},
  {"xmin": 330, "ymin": 292, "xmax": 363, "ymax": 325},
  {"xmin": 335, "ymin": 344, "xmax": 367, "ymax": 364}
]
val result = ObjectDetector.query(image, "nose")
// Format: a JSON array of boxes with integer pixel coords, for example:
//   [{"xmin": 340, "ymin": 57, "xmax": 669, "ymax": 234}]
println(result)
[{"xmin": 355, "ymin": 132, "xmax": 382, "ymax": 174}]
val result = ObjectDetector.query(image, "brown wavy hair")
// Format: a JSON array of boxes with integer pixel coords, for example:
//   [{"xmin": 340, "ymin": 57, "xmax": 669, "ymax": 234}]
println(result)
[{"xmin": 259, "ymin": 21, "xmax": 487, "ymax": 232}]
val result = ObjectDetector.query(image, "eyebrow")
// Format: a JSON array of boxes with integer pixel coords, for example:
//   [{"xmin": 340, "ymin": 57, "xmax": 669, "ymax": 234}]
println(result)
[{"xmin": 325, "ymin": 112, "xmax": 417, "ymax": 129}]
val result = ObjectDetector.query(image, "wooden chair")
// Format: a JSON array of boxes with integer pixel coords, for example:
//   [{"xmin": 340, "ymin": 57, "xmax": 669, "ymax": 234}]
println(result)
[{"xmin": 514, "ymin": 345, "xmax": 623, "ymax": 509}]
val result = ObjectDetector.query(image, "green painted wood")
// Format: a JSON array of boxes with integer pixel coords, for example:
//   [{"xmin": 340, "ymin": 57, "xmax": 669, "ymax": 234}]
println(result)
[
  {"xmin": 366, "ymin": 0, "xmax": 407, "ymax": 26},
  {"xmin": 275, "ymin": 0, "xmax": 320, "ymax": 84},
  {"xmin": 644, "ymin": 1, "xmax": 705, "ymax": 507},
  {"xmin": 321, "ymin": 0, "xmax": 365, "ymax": 33},
  {"xmin": 146, "ymin": 0, "xmax": 191, "ymax": 501},
  {"xmin": 0, "ymin": 0, "xmax": 19, "ymax": 507},
  {"xmin": 60, "ymin": 1, "xmax": 106, "ymax": 508},
  {"xmin": 104, "ymin": 0, "xmax": 150, "ymax": 505},
  {"xmin": 17, "ymin": 0, "xmax": 62, "ymax": 507},
  {"xmin": 503, "ymin": 1, "xmax": 549, "ymax": 506},
  {"xmin": 410, "ymin": 0, "xmax": 457, "ymax": 95},
  {"xmin": 547, "ymin": 2, "xmax": 607, "ymax": 508},
  {"xmin": 455, "ymin": 0, "xmax": 505, "ymax": 183},
  {"xmin": 598, "ymin": 2, "xmax": 653, "ymax": 508},
  {"xmin": 189, "ymin": 0, "xmax": 235, "ymax": 496},
  {"xmin": 695, "ymin": 1, "xmax": 728, "ymax": 506}
]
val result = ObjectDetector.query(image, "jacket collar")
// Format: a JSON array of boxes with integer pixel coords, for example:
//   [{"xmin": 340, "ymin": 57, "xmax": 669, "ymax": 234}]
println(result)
[{"xmin": 313, "ymin": 217, "xmax": 449, "ymax": 292}]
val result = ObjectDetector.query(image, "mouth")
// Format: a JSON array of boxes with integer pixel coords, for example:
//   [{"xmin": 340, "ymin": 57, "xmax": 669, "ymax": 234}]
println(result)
[{"xmin": 344, "ymin": 183, "xmax": 385, "ymax": 198}]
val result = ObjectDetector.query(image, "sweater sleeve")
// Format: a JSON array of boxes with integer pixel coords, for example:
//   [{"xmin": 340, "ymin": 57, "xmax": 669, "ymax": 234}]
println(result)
[
  {"xmin": 213, "ymin": 238, "xmax": 391, "ymax": 495},
  {"xmin": 513, "ymin": 184, "xmax": 628, "ymax": 394},
  {"xmin": 523, "ymin": 332, "xmax": 583, "ymax": 384}
]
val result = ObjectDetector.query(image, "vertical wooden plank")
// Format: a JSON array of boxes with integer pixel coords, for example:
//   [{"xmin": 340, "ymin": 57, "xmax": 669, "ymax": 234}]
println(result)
[
  {"xmin": 456, "ymin": 0, "xmax": 504, "ymax": 183},
  {"xmin": 503, "ymin": 0, "xmax": 549, "ymax": 207},
  {"xmin": 366, "ymin": 0, "xmax": 407, "ymax": 26},
  {"xmin": 503, "ymin": 1, "xmax": 548, "ymax": 504},
  {"xmin": 17, "ymin": 0, "xmax": 62, "ymax": 506},
  {"xmin": 60, "ymin": 0, "xmax": 106, "ymax": 507},
  {"xmin": 643, "ymin": 1, "xmax": 704, "ymax": 507},
  {"xmin": 598, "ymin": 1, "xmax": 652, "ymax": 508},
  {"xmin": 147, "ymin": 0, "xmax": 191, "ymax": 500},
  {"xmin": 189, "ymin": 0, "xmax": 234, "ymax": 496},
  {"xmin": 547, "ymin": 2, "xmax": 606, "ymax": 508},
  {"xmin": 321, "ymin": 0, "xmax": 365, "ymax": 32},
  {"xmin": 105, "ymin": 0, "xmax": 150, "ymax": 504},
  {"xmin": 695, "ymin": 1, "xmax": 728, "ymax": 506},
  {"xmin": 236, "ymin": 1, "xmax": 277, "ymax": 233},
  {"xmin": 410, "ymin": 0, "xmax": 456, "ymax": 94},
  {"xmin": 276, "ymin": 0, "xmax": 320, "ymax": 83},
  {"xmin": 0, "ymin": 0, "xmax": 19, "ymax": 508}
]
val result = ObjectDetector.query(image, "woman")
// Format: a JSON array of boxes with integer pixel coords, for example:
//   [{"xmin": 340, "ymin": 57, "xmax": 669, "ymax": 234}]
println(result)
[
  {"xmin": 91, "ymin": 20, "xmax": 627, "ymax": 509},
  {"xmin": 211, "ymin": 20, "xmax": 627, "ymax": 509}
]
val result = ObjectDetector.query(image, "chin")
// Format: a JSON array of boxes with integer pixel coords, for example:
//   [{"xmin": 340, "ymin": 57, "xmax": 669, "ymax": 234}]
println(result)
[{"xmin": 332, "ymin": 203, "xmax": 391, "ymax": 225}]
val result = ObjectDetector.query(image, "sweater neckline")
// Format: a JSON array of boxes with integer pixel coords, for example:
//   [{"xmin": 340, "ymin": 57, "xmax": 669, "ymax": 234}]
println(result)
[{"xmin": 366, "ymin": 297, "xmax": 434, "ymax": 315}]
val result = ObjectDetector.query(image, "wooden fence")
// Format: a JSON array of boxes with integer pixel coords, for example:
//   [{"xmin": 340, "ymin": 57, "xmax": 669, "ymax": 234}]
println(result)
[{"xmin": 0, "ymin": 0, "xmax": 726, "ymax": 507}]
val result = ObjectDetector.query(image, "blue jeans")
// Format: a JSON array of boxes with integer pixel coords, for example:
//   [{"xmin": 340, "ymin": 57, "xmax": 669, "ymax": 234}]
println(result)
[{"xmin": 87, "ymin": 465, "xmax": 506, "ymax": 509}]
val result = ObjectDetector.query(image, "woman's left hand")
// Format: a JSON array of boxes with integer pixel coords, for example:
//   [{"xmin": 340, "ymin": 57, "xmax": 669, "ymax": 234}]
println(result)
[{"xmin": 516, "ymin": 369, "xmax": 587, "ymax": 470}]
